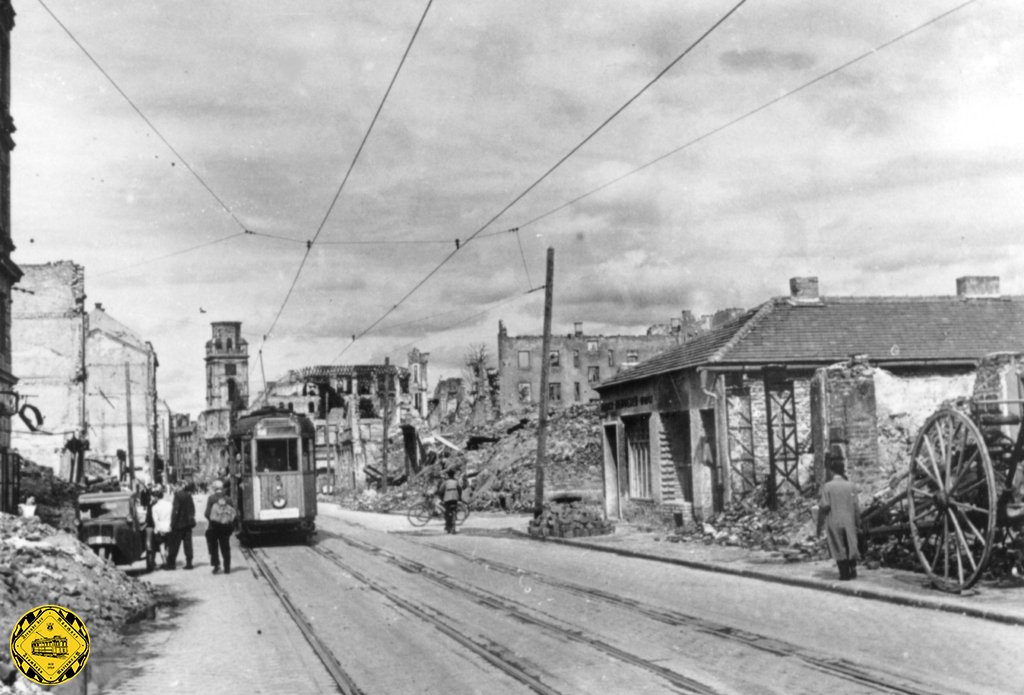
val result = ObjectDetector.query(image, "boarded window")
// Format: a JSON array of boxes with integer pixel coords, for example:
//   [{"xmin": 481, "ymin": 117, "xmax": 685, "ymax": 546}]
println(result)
[
  {"xmin": 549, "ymin": 383, "xmax": 562, "ymax": 401},
  {"xmin": 518, "ymin": 351, "xmax": 531, "ymax": 369},
  {"xmin": 625, "ymin": 415, "xmax": 652, "ymax": 499}
]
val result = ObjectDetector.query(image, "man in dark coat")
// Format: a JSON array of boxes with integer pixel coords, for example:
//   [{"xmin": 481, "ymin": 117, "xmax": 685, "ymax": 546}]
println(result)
[
  {"xmin": 166, "ymin": 482, "xmax": 196, "ymax": 570},
  {"xmin": 439, "ymin": 468, "xmax": 463, "ymax": 534},
  {"xmin": 819, "ymin": 452, "xmax": 861, "ymax": 580},
  {"xmin": 204, "ymin": 479, "xmax": 235, "ymax": 574}
]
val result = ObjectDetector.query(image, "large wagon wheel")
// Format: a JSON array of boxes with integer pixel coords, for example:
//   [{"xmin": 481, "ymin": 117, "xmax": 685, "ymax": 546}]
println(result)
[{"xmin": 907, "ymin": 409, "xmax": 997, "ymax": 592}]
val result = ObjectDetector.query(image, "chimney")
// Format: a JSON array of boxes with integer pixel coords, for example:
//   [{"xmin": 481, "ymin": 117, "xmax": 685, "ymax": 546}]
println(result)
[
  {"xmin": 94, "ymin": 302, "xmax": 104, "ymax": 311},
  {"xmin": 956, "ymin": 276, "xmax": 1000, "ymax": 298},
  {"xmin": 670, "ymin": 317, "xmax": 681, "ymax": 334},
  {"xmin": 789, "ymin": 277, "xmax": 819, "ymax": 302},
  {"xmin": 573, "ymin": 322, "xmax": 583, "ymax": 337}
]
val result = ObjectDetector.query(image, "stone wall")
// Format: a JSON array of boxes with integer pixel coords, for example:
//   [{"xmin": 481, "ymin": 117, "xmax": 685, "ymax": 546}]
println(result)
[{"xmin": 11, "ymin": 263, "xmax": 87, "ymax": 472}]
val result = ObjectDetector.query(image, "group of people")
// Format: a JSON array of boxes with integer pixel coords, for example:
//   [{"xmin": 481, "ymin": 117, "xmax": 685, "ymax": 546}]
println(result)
[{"xmin": 143, "ymin": 479, "xmax": 236, "ymax": 575}]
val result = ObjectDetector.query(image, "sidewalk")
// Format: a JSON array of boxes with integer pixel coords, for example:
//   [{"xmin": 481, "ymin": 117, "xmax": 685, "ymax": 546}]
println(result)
[
  {"xmin": 531, "ymin": 525, "xmax": 1024, "ymax": 627},
  {"xmin": 320, "ymin": 504, "xmax": 1024, "ymax": 626}
]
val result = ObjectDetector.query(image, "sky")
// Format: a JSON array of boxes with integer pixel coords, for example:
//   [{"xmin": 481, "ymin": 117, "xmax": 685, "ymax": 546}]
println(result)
[{"xmin": 9, "ymin": 0, "xmax": 1024, "ymax": 417}]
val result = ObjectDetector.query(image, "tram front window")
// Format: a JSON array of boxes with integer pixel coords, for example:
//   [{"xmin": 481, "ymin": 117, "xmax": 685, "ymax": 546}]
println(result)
[{"xmin": 255, "ymin": 439, "xmax": 299, "ymax": 473}]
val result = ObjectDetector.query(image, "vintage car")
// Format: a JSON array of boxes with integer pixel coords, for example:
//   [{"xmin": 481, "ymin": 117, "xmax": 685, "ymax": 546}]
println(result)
[{"xmin": 77, "ymin": 490, "xmax": 152, "ymax": 570}]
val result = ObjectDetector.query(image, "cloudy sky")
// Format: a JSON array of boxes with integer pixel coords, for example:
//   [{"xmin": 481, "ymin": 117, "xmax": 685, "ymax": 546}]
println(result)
[{"xmin": 10, "ymin": 0, "xmax": 1023, "ymax": 416}]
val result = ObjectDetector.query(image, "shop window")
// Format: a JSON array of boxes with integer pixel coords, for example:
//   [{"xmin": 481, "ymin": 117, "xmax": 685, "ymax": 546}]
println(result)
[
  {"xmin": 587, "ymin": 340, "xmax": 598, "ymax": 353},
  {"xmin": 608, "ymin": 349, "xmax": 615, "ymax": 367},
  {"xmin": 587, "ymin": 366, "xmax": 600, "ymax": 383},
  {"xmin": 573, "ymin": 350, "xmax": 580, "ymax": 368},
  {"xmin": 549, "ymin": 350, "xmax": 560, "ymax": 369},
  {"xmin": 518, "ymin": 351, "xmax": 531, "ymax": 370},
  {"xmin": 549, "ymin": 383, "xmax": 562, "ymax": 402},
  {"xmin": 518, "ymin": 382, "xmax": 532, "ymax": 402},
  {"xmin": 626, "ymin": 349, "xmax": 639, "ymax": 364},
  {"xmin": 574, "ymin": 382, "xmax": 581, "ymax": 401},
  {"xmin": 625, "ymin": 415, "xmax": 652, "ymax": 499}
]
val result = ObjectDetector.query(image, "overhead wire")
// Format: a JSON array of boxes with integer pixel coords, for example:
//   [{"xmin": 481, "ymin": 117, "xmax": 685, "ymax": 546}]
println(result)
[
  {"xmin": 92, "ymin": 232, "xmax": 247, "ymax": 278},
  {"xmin": 257, "ymin": 0, "xmax": 435, "ymax": 354},
  {"xmin": 37, "ymin": 0, "xmax": 249, "ymax": 232},
  {"xmin": 334, "ymin": 0, "xmax": 750, "ymax": 360},
  {"xmin": 512, "ymin": 0, "xmax": 982, "ymax": 234}
]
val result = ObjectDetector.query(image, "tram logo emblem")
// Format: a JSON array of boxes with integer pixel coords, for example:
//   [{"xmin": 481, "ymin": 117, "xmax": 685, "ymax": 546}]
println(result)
[{"xmin": 9, "ymin": 605, "xmax": 90, "ymax": 686}]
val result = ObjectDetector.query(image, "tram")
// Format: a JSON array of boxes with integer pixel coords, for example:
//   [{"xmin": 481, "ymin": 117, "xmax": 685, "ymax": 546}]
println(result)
[{"xmin": 228, "ymin": 407, "xmax": 317, "ymax": 542}]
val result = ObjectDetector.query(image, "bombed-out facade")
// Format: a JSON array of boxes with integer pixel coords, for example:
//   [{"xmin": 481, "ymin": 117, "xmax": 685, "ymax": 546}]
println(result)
[{"xmin": 596, "ymin": 276, "xmax": 1024, "ymax": 525}]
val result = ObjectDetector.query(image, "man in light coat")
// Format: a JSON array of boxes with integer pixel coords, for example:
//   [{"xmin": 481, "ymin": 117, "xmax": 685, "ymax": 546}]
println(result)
[{"xmin": 819, "ymin": 451, "xmax": 861, "ymax": 580}]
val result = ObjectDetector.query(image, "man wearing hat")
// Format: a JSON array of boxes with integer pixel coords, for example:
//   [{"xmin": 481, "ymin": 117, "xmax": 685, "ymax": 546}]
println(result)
[
  {"xmin": 204, "ymin": 479, "xmax": 236, "ymax": 574},
  {"xmin": 819, "ymin": 449, "xmax": 862, "ymax": 580}
]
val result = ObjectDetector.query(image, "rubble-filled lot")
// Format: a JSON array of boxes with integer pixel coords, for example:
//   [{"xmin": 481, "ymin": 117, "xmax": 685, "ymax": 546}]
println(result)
[{"xmin": 0, "ymin": 513, "xmax": 156, "ymax": 694}]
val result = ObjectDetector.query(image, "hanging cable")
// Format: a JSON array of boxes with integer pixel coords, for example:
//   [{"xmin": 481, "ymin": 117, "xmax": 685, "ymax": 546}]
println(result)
[
  {"xmin": 513, "ymin": 0, "xmax": 981, "ymax": 233},
  {"xmin": 259, "ymin": 0, "xmax": 435, "ymax": 348},
  {"xmin": 92, "ymin": 232, "xmax": 246, "ymax": 278},
  {"xmin": 37, "ymin": 0, "xmax": 249, "ymax": 231}
]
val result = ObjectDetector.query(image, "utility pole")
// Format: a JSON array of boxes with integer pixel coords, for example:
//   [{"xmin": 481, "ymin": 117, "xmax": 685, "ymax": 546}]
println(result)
[
  {"xmin": 381, "ymin": 357, "xmax": 391, "ymax": 494},
  {"xmin": 125, "ymin": 363, "xmax": 135, "ymax": 486},
  {"xmin": 534, "ymin": 248, "xmax": 554, "ymax": 517}
]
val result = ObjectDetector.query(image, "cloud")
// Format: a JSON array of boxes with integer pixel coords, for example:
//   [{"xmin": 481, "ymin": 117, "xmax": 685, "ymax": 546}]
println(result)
[{"xmin": 719, "ymin": 48, "xmax": 816, "ymax": 73}]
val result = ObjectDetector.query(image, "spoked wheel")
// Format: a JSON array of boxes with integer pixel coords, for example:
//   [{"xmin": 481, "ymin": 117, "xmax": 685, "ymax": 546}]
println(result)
[
  {"xmin": 407, "ymin": 503, "xmax": 432, "ymax": 527},
  {"xmin": 907, "ymin": 409, "xmax": 997, "ymax": 592},
  {"xmin": 455, "ymin": 500, "xmax": 470, "ymax": 526}
]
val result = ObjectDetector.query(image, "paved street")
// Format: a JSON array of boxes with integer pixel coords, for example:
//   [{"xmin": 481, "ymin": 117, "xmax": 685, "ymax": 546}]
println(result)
[{"xmin": 84, "ymin": 505, "xmax": 1024, "ymax": 695}]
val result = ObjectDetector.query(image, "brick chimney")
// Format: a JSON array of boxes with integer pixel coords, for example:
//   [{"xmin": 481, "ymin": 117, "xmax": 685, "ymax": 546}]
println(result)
[
  {"xmin": 789, "ymin": 277, "xmax": 819, "ymax": 302},
  {"xmin": 956, "ymin": 276, "xmax": 1000, "ymax": 298}
]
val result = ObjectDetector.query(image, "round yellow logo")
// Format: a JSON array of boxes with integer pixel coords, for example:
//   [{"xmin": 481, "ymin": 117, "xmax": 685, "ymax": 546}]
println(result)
[{"xmin": 9, "ymin": 605, "xmax": 90, "ymax": 686}]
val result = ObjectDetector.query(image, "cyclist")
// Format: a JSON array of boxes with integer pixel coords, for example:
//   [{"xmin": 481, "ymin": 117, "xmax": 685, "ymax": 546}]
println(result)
[{"xmin": 438, "ymin": 468, "xmax": 463, "ymax": 534}]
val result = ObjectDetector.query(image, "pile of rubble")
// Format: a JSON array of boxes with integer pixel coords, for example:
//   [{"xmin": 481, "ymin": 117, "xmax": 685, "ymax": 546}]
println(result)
[
  {"xmin": 17, "ymin": 459, "xmax": 80, "ymax": 532},
  {"xmin": 0, "ymin": 513, "xmax": 156, "ymax": 651},
  {"xmin": 668, "ymin": 489, "xmax": 828, "ymax": 561},
  {"xmin": 528, "ymin": 499, "xmax": 614, "ymax": 538}
]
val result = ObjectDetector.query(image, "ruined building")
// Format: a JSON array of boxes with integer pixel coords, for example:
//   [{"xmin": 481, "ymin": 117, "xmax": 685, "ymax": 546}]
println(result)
[
  {"xmin": 497, "ymin": 314, "xmax": 726, "ymax": 413},
  {"xmin": 596, "ymin": 276, "xmax": 1024, "ymax": 524},
  {"xmin": 11, "ymin": 263, "xmax": 87, "ymax": 474},
  {"xmin": 196, "ymin": 322, "xmax": 248, "ymax": 479},
  {"xmin": 0, "ymin": 1, "xmax": 22, "ymax": 513},
  {"xmin": 86, "ymin": 304, "xmax": 159, "ymax": 482}
]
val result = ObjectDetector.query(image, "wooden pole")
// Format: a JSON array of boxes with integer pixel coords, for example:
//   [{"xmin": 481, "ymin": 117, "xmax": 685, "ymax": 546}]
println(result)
[
  {"xmin": 381, "ymin": 357, "xmax": 390, "ymax": 493},
  {"xmin": 533, "ymin": 248, "xmax": 554, "ymax": 517},
  {"xmin": 125, "ymin": 363, "xmax": 135, "ymax": 486}
]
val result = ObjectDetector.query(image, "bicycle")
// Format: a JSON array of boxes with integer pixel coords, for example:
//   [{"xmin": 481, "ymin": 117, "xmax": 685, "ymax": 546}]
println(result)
[{"xmin": 406, "ymin": 497, "xmax": 470, "ymax": 528}]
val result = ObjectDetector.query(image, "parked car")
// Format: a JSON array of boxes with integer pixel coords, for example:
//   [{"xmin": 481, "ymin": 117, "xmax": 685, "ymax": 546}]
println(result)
[{"xmin": 77, "ymin": 490, "xmax": 152, "ymax": 570}]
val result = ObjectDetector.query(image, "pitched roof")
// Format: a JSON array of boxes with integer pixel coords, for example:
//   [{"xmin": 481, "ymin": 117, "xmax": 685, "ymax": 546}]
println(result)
[{"xmin": 598, "ymin": 294, "xmax": 1024, "ymax": 389}]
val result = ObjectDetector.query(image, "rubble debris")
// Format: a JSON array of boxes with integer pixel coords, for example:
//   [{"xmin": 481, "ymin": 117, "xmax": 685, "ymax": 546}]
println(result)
[
  {"xmin": 528, "ymin": 500, "xmax": 614, "ymax": 538},
  {"xmin": 0, "ymin": 513, "xmax": 156, "ymax": 652},
  {"xmin": 17, "ymin": 459, "xmax": 80, "ymax": 532}
]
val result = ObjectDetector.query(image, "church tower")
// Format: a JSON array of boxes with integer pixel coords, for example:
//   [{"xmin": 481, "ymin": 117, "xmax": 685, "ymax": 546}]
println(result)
[{"xmin": 205, "ymin": 322, "xmax": 248, "ymax": 410}]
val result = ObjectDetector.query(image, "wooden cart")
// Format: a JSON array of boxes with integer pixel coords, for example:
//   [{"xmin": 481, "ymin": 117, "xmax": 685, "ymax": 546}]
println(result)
[{"xmin": 862, "ymin": 353, "xmax": 1024, "ymax": 593}]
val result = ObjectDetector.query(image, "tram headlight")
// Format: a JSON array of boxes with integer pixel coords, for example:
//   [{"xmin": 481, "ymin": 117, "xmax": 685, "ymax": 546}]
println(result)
[{"xmin": 272, "ymin": 496, "xmax": 287, "ymax": 509}]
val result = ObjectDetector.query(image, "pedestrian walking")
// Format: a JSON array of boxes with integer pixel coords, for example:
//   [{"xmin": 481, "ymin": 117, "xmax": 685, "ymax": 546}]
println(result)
[
  {"xmin": 439, "ymin": 468, "xmax": 463, "ymax": 535},
  {"xmin": 819, "ymin": 449, "xmax": 861, "ymax": 580},
  {"xmin": 204, "ymin": 479, "xmax": 236, "ymax": 574},
  {"xmin": 167, "ymin": 482, "xmax": 196, "ymax": 570}
]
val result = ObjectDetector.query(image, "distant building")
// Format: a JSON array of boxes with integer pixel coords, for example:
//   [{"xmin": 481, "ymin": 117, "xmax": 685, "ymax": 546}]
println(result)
[
  {"xmin": 11, "ymin": 262, "xmax": 87, "ymax": 474},
  {"xmin": 196, "ymin": 322, "xmax": 248, "ymax": 480},
  {"xmin": 86, "ymin": 304, "xmax": 159, "ymax": 482},
  {"xmin": 496, "ymin": 317, "xmax": 717, "ymax": 413},
  {"xmin": 169, "ymin": 413, "xmax": 198, "ymax": 482}
]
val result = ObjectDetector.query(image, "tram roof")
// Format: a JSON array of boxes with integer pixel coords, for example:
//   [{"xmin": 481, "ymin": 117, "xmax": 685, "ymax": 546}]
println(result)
[{"xmin": 230, "ymin": 408, "xmax": 316, "ymax": 437}]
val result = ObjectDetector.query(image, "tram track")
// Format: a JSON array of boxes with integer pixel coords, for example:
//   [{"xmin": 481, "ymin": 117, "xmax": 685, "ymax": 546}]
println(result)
[
  {"xmin": 312, "ymin": 540, "xmax": 728, "ymax": 695},
  {"xmin": 324, "ymin": 530, "xmax": 953, "ymax": 695},
  {"xmin": 240, "ymin": 545, "xmax": 365, "ymax": 695}
]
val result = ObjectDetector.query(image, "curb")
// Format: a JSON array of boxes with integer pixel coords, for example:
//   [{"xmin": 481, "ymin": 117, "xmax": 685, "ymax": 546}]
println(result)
[{"xmin": 526, "ymin": 533, "xmax": 1024, "ymax": 627}]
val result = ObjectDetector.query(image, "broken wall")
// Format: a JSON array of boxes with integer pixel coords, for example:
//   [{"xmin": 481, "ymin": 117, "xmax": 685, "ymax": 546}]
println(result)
[{"xmin": 11, "ymin": 262, "xmax": 87, "ymax": 473}]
